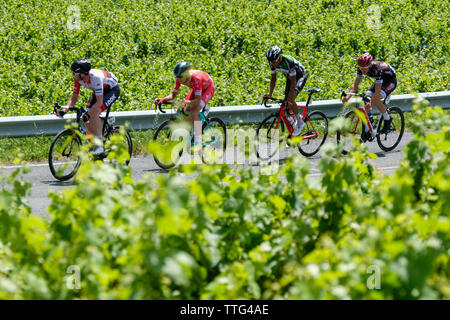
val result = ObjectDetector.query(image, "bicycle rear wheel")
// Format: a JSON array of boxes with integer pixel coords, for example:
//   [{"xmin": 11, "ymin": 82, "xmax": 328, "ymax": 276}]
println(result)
[
  {"xmin": 298, "ymin": 110, "xmax": 328, "ymax": 157},
  {"xmin": 201, "ymin": 117, "xmax": 227, "ymax": 164},
  {"xmin": 152, "ymin": 119, "xmax": 186, "ymax": 169},
  {"xmin": 103, "ymin": 125, "xmax": 133, "ymax": 165},
  {"xmin": 377, "ymin": 106, "xmax": 405, "ymax": 152},
  {"xmin": 336, "ymin": 110, "xmax": 364, "ymax": 154},
  {"xmin": 255, "ymin": 114, "xmax": 285, "ymax": 160},
  {"xmin": 48, "ymin": 129, "xmax": 82, "ymax": 181}
]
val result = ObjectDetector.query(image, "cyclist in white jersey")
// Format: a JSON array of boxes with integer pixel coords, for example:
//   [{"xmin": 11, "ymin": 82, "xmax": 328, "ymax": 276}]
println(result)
[{"xmin": 59, "ymin": 59, "xmax": 120, "ymax": 155}]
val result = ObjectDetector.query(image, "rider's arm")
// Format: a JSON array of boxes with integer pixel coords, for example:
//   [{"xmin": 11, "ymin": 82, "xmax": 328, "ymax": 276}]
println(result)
[
  {"xmin": 342, "ymin": 77, "xmax": 361, "ymax": 103},
  {"xmin": 268, "ymin": 73, "xmax": 277, "ymax": 96},
  {"xmin": 67, "ymin": 79, "xmax": 81, "ymax": 106},
  {"xmin": 67, "ymin": 93, "xmax": 79, "ymax": 107},
  {"xmin": 159, "ymin": 91, "xmax": 177, "ymax": 103},
  {"xmin": 157, "ymin": 79, "xmax": 180, "ymax": 103},
  {"xmin": 349, "ymin": 76, "xmax": 361, "ymax": 93}
]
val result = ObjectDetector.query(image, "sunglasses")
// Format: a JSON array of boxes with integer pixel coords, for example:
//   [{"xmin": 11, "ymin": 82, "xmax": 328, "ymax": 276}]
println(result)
[{"xmin": 359, "ymin": 66, "xmax": 369, "ymax": 70}]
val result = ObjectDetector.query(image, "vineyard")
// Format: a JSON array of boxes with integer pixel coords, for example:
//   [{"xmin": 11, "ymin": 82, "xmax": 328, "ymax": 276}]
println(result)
[
  {"xmin": 0, "ymin": 0, "xmax": 448, "ymax": 117},
  {"xmin": 0, "ymin": 99, "xmax": 449, "ymax": 299},
  {"xmin": 0, "ymin": 0, "xmax": 449, "ymax": 301}
]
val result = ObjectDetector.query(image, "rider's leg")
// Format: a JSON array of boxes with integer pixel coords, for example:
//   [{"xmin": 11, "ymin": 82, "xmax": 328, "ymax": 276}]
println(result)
[
  {"xmin": 287, "ymin": 75, "xmax": 307, "ymax": 136},
  {"xmin": 84, "ymin": 95, "xmax": 104, "ymax": 139},
  {"xmin": 190, "ymin": 101, "xmax": 203, "ymax": 146}
]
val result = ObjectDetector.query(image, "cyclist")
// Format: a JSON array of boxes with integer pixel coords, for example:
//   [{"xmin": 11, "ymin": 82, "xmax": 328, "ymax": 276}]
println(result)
[
  {"xmin": 155, "ymin": 61, "xmax": 215, "ymax": 148},
  {"xmin": 342, "ymin": 52, "xmax": 397, "ymax": 134},
  {"xmin": 263, "ymin": 45, "xmax": 308, "ymax": 136},
  {"xmin": 56, "ymin": 59, "xmax": 120, "ymax": 155}
]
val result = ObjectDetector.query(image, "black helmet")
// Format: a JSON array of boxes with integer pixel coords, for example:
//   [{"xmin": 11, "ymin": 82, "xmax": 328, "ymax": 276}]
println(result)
[
  {"xmin": 173, "ymin": 61, "xmax": 190, "ymax": 77},
  {"xmin": 266, "ymin": 46, "xmax": 282, "ymax": 61},
  {"xmin": 71, "ymin": 59, "xmax": 91, "ymax": 74}
]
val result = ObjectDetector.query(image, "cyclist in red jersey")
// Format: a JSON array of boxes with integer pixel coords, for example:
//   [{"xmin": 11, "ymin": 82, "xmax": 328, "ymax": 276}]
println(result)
[
  {"xmin": 155, "ymin": 61, "xmax": 215, "ymax": 148},
  {"xmin": 342, "ymin": 53, "xmax": 396, "ymax": 133},
  {"xmin": 57, "ymin": 59, "xmax": 120, "ymax": 155}
]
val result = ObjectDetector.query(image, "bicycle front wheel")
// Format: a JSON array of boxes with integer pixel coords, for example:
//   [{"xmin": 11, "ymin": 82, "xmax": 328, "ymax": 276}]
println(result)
[
  {"xmin": 377, "ymin": 106, "xmax": 405, "ymax": 152},
  {"xmin": 152, "ymin": 119, "xmax": 186, "ymax": 169},
  {"xmin": 48, "ymin": 129, "xmax": 82, "ymax": 181},
  {"xmin": 336, "ymin": 110, "xmax": 364, "ymax": 154},
  {"xmin": 298, "ymin": 110, "xmax": 328, "ymax": 157},
  {"xmin": 202, "ymin": 117, "xmax": 227, "ymax": 165},
  {"xmin": 255, "ymin": 114, "xmax": 285, "ymax": 160}
]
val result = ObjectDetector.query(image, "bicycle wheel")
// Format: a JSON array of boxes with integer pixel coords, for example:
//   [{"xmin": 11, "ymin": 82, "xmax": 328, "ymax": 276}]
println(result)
[
  {"xmin": 103, "ymin": 125, "xmax": 133, "ymax": 165},
  {"xmin": 298, "ymin": 110, "xmax": 328, "ymax": 157},
  {"xmin": 255, "ymin": 114, "xmax": 285, "ymax": 160},
  {"xmin": 152, "ymin": 119, "xmax": 186, "ymax": 169},
  {"xmin": 377, "ymin": 106, "xmax": 405, "ymax": 152},
  {"xmin": 336, "ymin": 110, "xmax": 364, "ymax": 154},
  {"xmin": 48, "ymin": 129, "xmax": 82, "ymax": 181},
  {"xmin": 201, "ymin": 117, "xmax": 227, "ymax": 164}
]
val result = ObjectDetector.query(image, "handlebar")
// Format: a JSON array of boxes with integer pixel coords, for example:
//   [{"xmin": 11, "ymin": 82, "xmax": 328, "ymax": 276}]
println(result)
[
  {"xmin": 262, "ymin": 97, "xmax": 284, "ymax": 108},
  {"xmin": 53, "ymin": 103, "xmax": 87, "ymax": 121},
  {"xmin": 154, "ymin": 100, "xmax": 191, "ymax": 115},
  {"xmin": 340, "ymin": 91, "xmax": 370, "ymax": 103},
  {"xmin": 154, "ymin": 100, "xmax": 175, "ymax": 114}
]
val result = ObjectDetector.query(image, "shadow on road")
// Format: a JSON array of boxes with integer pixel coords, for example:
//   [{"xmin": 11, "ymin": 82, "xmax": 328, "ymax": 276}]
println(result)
[{"xmin": 41, "ymin": 180, "xmax": 77, "ymax": 187}]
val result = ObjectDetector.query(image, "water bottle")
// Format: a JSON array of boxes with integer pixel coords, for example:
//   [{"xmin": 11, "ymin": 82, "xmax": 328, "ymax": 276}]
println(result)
[
  {"xmin": 107, "ymin": 116, "xmax": 115, "ymax": 126},
  {"xmin": 203, "ymin": 105, "xmax": 210, "ymax": 117},
  {"xmin": 79, "ymin": 121, "xmax": 87, "ymax": 134},
  {"xmin": 368, "ymin": 112, "xmax": 374, "ymax": 126},
  {"xmin": 288, "ymin": 114, "xmax": 297, "ymax": 129}
]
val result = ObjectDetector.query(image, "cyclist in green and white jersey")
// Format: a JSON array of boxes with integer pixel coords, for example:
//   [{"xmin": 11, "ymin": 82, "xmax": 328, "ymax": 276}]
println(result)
[{"xmin": 263, "ymin": 46, "xmax": 308, "ymax": 136}]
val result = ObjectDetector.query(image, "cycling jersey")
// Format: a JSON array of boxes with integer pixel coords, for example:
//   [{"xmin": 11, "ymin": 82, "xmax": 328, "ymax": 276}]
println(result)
[
  {"xmin": 270, "ymin": 54, "xmax": 306, "ymax": 79},
  {"xmin": 73, "ymin": 69, "xmax": 118, "ymax": 96},
  {"xmin": 357, "ymin": 61, "xmax": 396, "ymax": 84},
  {"xmin": 173, "ymin": 71, "xmax": 215, "ymax": 107}
]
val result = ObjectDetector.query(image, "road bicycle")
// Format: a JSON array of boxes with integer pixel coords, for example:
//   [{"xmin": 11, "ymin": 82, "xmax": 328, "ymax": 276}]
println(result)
[
  {"xmin": 153, "ymin": 101, "xmax": 227, "ymax": 169},
  {"xmin": 48, "ymin": 103, "xmax": 133, "ymax": 181},
  {"xmin": 336, "ymin": 91, "xmax": 405, "ymax": 153},
  {"xmin": 255, "ymin": 88, "xmax": 328, "ymax": 160}
]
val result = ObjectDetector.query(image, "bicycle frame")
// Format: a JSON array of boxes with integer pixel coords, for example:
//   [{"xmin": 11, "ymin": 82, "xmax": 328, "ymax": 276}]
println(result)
[
  {"xmin": 157, "ymin": 101, "xmax": 219, "ymax": 147},
  {"xmin": 341, "ymin": 91, "xmax": 393, "ymax": 139},
  {"xmin": 265, "ymin": 90, "xmax": 321, "ymax": 140}
]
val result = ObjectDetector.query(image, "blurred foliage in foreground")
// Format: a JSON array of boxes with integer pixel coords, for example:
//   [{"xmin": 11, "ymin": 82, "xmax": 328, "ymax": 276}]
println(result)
[{"xmin": 0, "ymin": 98, "xmax": 449, "ymax": 299}]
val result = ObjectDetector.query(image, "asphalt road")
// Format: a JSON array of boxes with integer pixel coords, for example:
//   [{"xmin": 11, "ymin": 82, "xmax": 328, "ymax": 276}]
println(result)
[{"xmin": 0, "ymin": 132, "xmax": 413, "ymax": 216}]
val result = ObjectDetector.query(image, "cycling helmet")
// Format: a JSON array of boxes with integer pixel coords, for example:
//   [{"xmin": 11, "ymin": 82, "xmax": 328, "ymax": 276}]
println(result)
[
  {"xmin": 71, "ymin": 59, "xmax": 91, "ymax": 74},
  {"xmin": 358, "ymin": 53, "xmax": 373, "ymax": 67},
  {"xmin": 266, "ymin": 46, "xmax": 282, "ymax": 62},
  {"xmin": 173, "ymin": 61, "xmax": 190, "ymax": 77}
]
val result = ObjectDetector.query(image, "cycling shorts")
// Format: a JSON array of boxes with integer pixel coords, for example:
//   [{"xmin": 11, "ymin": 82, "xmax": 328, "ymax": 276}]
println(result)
[
  {"xmin": 86, "ymin": 85, "xmax": 120, "ymax": 111},
  {"xmin": 366, "ymin": 78, "xmax": 397, "ymax": 100},
  {"xmin": 185, "ymin": 84, "xmax": 215, "ymax": 108}
]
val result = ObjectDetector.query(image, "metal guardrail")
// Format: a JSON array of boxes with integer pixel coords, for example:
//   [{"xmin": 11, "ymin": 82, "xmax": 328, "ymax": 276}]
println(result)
[{"xmin": 0, "ymin": 91, "xmax": 449, "ymax": 137}]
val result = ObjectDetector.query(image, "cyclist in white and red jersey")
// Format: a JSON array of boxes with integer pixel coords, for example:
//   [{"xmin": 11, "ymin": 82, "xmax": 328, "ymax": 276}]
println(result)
[
  {"xmin": 342, "ymin": 53, "xmax": 397, "ymax": 133},
  {"xmin": 60, "ymin": 59, "xmax": 120, "ymax": 155},
  {"xmin": 155, "ymin": 61, "xmax": 215, "ymax": 148}
]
